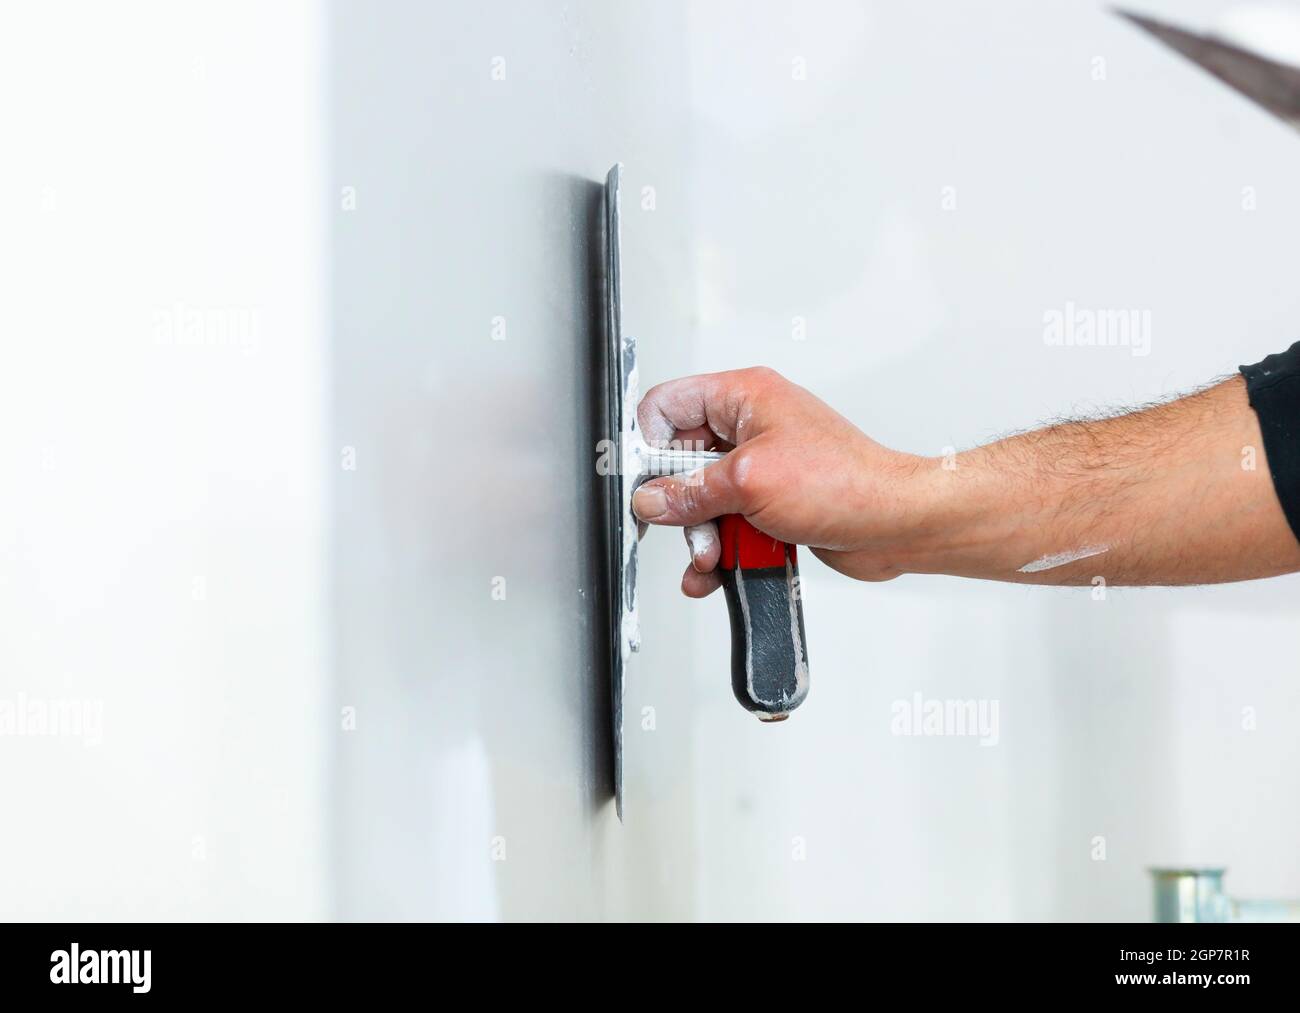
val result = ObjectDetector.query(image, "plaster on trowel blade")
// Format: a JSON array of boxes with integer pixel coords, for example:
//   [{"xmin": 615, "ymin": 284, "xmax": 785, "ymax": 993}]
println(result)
[{"xmin": 602, "ymin": 163, "xmax": 638, "ymax": 822}]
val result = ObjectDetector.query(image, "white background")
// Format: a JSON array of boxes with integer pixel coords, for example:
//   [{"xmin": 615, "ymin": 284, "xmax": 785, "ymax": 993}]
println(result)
[
  {"xmin": 2, "ymin": 0, "xmax": 1298, "ymax": 920},
  {"xmin": 0, "ymin": 1, "xmax": 327, "ymax": 919}
]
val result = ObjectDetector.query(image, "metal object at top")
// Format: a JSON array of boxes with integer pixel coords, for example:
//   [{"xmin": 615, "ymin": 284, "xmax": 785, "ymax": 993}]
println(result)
[{"xmin": 1117, "ymin": 8, "xmax": 1300, "ymax": 131}]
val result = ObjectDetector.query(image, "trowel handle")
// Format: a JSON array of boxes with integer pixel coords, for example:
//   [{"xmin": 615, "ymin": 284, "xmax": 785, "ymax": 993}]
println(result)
[{"xmin": 717, "ymin": 515, "xmax": 809, "ymax": 721}]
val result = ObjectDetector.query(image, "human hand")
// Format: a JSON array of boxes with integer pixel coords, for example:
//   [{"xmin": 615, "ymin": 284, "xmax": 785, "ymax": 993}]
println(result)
[{"xmin": 632, "ymin": 367, "xmax": 932, "ymax": 596}]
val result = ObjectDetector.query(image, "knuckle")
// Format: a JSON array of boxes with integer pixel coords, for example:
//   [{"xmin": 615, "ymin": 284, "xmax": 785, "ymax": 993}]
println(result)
[
  {"xmin": 742, "ymin": 365, "xmax": 780, "ymax": 386},
  {"xmin": 637, "ymin": 383, "xmax": 670, "ymax": 439},
  {"xmin": 641, "ymin": 379, "xmax": 669, "ymax": 406},
  {"xmin": 726, "ymin": 445, "xmax": 768, "ymax": 507}
]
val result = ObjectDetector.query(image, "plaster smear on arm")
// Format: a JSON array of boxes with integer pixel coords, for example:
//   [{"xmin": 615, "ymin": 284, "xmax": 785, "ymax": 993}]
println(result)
[{"xmin": 1017, "ymin": 544, "xmax": 1108, "ymax": 574}]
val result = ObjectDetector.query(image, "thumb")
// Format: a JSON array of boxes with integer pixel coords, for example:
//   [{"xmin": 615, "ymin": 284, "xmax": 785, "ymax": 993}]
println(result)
[{"xmin": 631, "ymin": 453, "xmax": 751, "ymax": 527}]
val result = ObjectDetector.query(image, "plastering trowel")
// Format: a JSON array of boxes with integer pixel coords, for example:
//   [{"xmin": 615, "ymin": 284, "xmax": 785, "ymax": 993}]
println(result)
[{"xmin": 599, "ymin": 164, "xmax": 809, "ymax": 818}]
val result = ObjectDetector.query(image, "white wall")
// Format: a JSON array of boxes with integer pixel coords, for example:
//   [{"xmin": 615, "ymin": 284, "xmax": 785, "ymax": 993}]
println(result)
[
  {"xmin": 4, "ymin": 0, "xmax": 1297, "ymax": 922},
  {"xmin": 0, "ymin": 1, "xmax": 328, "ymax": 919},
  {"xmin": 326, "ymin": 0, "xmax": 703, "ymax": 921},
  {"xmin": 671, "ymin": 0, "xmax": 1300, "ymax": 918}
]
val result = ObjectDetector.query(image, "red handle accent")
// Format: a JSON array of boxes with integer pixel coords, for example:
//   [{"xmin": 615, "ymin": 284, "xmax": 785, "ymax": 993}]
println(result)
[{"xmin": 717, "ymin": 515, "xmax": 797, "ymax": 569}]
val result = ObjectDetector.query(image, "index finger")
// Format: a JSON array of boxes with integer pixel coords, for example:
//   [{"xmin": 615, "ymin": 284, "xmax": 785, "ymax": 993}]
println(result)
[{"xmin": 637, "ymin": 366, "xmax": 780, "ymax": 449}]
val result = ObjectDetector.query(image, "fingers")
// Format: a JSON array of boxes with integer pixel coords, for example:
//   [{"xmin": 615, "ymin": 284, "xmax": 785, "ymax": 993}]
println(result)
[
  {"xmin": 684, "ymin": 522, "xmax": 721, "ymax": 572},
  {"xmin": 682, "ymin": 524, "xmax": 722, "ymax": 597},
  {"xmin": 681, "ymin": 564, "xmax": 722, "ymax": 598},
  {"xmin": 636, "ymin": 369, "xmax": 787, "ymax": 592},
  {"xmin": 670, "ymin": 425, "xmax": 730, "ymax": 454},
  {"xmin": 637, "ymin": 367, "xmax": 782, "ymax": 448},
  {"xmin": 632, "ymin": 449, "xmax": 756, "ymax": 528}
]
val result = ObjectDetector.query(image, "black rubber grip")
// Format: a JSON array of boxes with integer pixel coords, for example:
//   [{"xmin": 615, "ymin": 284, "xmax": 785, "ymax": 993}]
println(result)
[{"xmin": 718, "ymin": 516, "xmax": 809, "ymax": 720}]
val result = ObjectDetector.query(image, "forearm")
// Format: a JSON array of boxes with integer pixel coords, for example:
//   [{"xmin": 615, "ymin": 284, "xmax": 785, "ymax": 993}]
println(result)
[
  {"xmin": 897, "ymin": 376, "xmax": 1300, "ymax": 585},
  {"xmin": 632, "ymin": 366, "xmax": 1300, "ymax": 593}
]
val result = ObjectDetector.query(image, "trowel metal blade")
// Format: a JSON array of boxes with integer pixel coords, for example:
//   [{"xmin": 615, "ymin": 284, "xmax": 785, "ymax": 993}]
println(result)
[
  {"xmin": 1117, "ymin": 9, "xmax": 1300, "ymax": 132},
  {"xmin": 602, "ymin": 163, "xmax": 638, "ymax": 822}
]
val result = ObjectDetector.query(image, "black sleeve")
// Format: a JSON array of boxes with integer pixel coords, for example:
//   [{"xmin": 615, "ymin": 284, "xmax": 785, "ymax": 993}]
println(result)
[{"xmin": 1240, "ymin": 341, "xmax": 1300, "ymax": 544}]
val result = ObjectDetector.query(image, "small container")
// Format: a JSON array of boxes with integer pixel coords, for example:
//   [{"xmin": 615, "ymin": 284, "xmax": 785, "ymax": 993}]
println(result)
[{"xmin": 1149, "ymin": 867, "xmax": 1229, "ymax": 923}]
